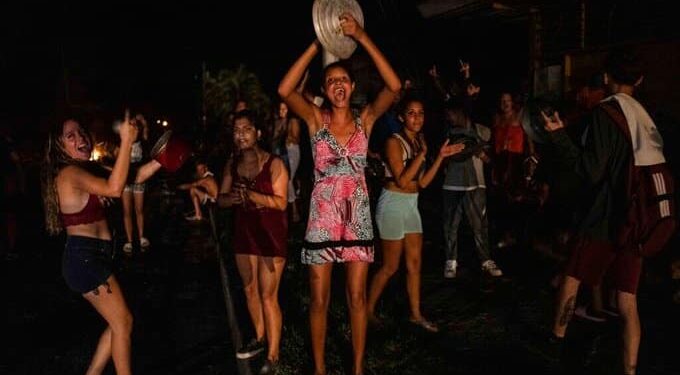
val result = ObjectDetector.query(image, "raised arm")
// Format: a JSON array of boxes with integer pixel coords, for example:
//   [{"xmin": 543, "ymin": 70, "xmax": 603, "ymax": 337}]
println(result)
[
  {"xmin": 339, "ymin": 13, "xmax": 401, "ymax": 135},
  {"xmin": 68, "ymin": 111, "xmax": 138, "ymax": 197},
  {"xmin": 278, "ymin": 41, "xmax": 322, "ymax": 134},
  {"xmin": 418, "ymin": 138, "xmax": 464, "ymax": 189}
]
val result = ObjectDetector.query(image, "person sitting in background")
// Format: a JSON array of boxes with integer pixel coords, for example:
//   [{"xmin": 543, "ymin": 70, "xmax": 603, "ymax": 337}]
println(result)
[{"xmin": 178, "ymin": 158, "xmax": 218, "ymax": 222}]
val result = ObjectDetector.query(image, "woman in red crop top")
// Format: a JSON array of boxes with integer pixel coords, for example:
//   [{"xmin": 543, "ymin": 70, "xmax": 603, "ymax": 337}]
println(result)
[{"xmin": 42, "ymin": 111, "xmax": 160, "ymax": 375}]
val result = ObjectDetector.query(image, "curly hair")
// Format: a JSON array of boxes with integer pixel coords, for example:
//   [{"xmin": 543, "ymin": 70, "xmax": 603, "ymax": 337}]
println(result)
[{"xmin": 41, "ymin": 118, "xmax": 92, "ymax": 235}]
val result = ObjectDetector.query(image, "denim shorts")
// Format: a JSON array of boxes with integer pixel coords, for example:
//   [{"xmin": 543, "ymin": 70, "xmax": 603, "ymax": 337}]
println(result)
[{"xmin": 62, "ymin": 236, "xmax": 114, "ymax": 294}]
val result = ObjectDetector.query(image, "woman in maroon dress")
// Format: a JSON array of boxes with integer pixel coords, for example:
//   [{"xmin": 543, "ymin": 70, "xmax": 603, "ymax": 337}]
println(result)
[{"xmin": 218, "ymin": 110, "xmax": 289, "ymax": 374}]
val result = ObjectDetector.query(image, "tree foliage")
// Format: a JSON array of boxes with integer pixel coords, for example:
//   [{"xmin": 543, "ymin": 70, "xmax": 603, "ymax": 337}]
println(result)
[{"xmin": 205, "ymin": 64, "xmax": 271, "ymax": 126}]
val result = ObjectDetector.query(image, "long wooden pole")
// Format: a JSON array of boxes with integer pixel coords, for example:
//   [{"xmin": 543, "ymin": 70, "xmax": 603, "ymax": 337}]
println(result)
[{"xmin": 207, "ymin": 205, "xmax": 252, "ymax": 375}]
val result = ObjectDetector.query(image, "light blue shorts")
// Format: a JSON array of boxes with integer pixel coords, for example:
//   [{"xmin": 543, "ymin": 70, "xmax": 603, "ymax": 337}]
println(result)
[{"xmin": 375, "ymin": 189, "xmax": 422, "ymax": 240}]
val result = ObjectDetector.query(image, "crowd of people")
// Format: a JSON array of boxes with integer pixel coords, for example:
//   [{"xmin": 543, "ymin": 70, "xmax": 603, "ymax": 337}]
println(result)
[{"xmin": 26, "ymin": 12, "xmax": 677, "ymax": 375}]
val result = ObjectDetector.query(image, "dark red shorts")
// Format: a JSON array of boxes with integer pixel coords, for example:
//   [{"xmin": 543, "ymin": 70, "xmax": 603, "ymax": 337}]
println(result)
[{"xmin": 565, "ymin": 236, "xmax": 643, "ymax": 294}]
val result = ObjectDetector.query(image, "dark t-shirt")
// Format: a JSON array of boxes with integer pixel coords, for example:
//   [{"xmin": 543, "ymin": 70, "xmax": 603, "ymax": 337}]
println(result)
[{"xmin": 550, "ymin": 102, "xmax": 631, "ymax": 241}]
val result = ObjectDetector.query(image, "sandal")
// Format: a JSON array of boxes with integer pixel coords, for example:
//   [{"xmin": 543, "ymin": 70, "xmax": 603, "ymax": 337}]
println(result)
[{"xmin": 409, "ymin": 317, "xmax": 439, "ymax": 333}]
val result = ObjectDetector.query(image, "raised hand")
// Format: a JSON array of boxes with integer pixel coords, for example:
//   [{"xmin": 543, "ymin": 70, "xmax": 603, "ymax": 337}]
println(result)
[
  {"xmin": 119, "ymin": 109, "xmax": 139, "ymax": 144},
  {"xmin": 459, "ymin": 60, "xmax": 470, "ymax": 79},
  {"xmin": 541, "ymin": 111, "xmax": 564, "ymax": 132},
  {"xmin": 339, "ymin": 12, "xmax": 364, "ymax": 40},
  {"xmin": 439, "ymin": 139, "xmax": 465, "ymax": 158},
  {"xmin": 466, "ymin": 83, "xmax": 481, "ymax": 97}
]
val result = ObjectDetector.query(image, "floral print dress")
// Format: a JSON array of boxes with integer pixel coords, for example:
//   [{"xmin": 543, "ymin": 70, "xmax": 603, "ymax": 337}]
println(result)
[{"xmin": 301, "ymin": 112, "xmax": 374, "ymax": 264}]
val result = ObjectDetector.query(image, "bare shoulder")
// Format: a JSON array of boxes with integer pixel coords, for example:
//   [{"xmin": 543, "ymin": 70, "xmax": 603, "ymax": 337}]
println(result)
[
  {"xmin": 57, "ymin": 164, "xmax": 85, "ymax": 182},
  {"xmin": 269, "ymin": 155, "xmax": 286, "ymax": 171}
]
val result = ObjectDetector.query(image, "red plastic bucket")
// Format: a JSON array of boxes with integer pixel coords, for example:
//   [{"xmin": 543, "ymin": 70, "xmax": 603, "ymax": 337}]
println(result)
[{"xmin": 150, "ymin": 130, "xmax": 191, "ymax": 172}]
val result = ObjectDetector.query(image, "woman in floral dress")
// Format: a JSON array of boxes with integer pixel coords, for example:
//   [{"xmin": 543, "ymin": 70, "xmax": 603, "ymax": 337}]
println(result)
[{"xmin": 277, "ymin": 13, "xmax": 401, "ymax": 375}]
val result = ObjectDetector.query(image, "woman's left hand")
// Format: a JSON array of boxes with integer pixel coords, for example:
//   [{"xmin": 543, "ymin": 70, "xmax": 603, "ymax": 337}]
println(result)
[
  {"xmin": 439, "ymin": 139, "xmax": 465, "ymax": 158},
  {"xmin": 339, "ymin": 12, "xmax": 364, "ymax": 40}
]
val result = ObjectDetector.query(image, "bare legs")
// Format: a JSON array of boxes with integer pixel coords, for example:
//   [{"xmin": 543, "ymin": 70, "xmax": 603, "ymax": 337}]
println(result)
[
  {"xmin": 189, "ymin": 187, "xmax": 205, "ymax": 220},
  {"xmin": 552, "ymin": 275, "xmax": 580, "ymax": 338},
  {"xmin": 259, "ymin": 257, "xmax": 286, "ymax": 361},
  {"xmin": 236, "ymin": 254, "xmax": 265, "ymax": 342},
  {"xmin": 309, "ymin": 262, "xmax": 368, "ymax": 375},
  {"xmin": 235, "ymin": 254, "xmax": 286, "ymax": 361},
  {"xmin": 367, "ymin": 239, "xmax": 402, "ymax": 321},
  {"xmin": 345, "ymin": 262, "xmax": 368, "ymax": 375},
  {"xmin": 122, "ymin": 190, "xmax": 145, "ymax": 244},
  {"xmin": 552, "ymin": 276, "xmax": 640, "ymax": 374},
  {"xmin": 618, "ymin": 291, "xmax": 640, "ymax": 375},
  {"xmin": 83, "ymin": 275, "xmax": 133, "ymax": 375},
  {"xmin": 367, "ymin": 233, "xmax": 425, "ymax": 322},
  {"xmin": 121, "ymin": 191, "xmax": 134, "ymax": 244},
  {"xmin": 133, "ymin": 191, "xmax": 145, "ymax": 240},
  {"xmin": 403, "ymin": 234, "xmax": 424, "ymax": 321},
  {"xmin": 309, "ymin": 264, "xmax": 332, "ymax": 375}
]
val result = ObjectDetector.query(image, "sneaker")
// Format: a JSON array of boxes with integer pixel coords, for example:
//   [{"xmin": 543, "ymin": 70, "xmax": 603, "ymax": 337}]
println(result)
[
  {"xmin": 409, "ymin": 317, "xmax": 439, "ymax": 333},
  {"xmin": 543, "ymin": 332, "xmax": 566, "ymax": 362},
  {"xmin": 236, "ymin": 338, "xmax": 265, "ymax": 359},
  {"xmin": 123, "ymin": 242, "xmax": 133, "ymax": 254},
  {"xmin": 481, "ymin": 260, "xmax": 503, "ymax": 277},
  {"xmin": 574, "ymin": 305, "xmax": 606, "ymax": 323},
  {"xmin": 259, "ymin": 359, "xmax": 279, "ymax": 374},
  {"xmin": 496, "ymin": 237, "xmax": 516, "ymax": 249},
  {"xmin": 444, "ymin": 260, "xmax": 457, "ymax": 279},
  {"xmin": 140, "ymin": 237, "xmax": 150, "ymax": 249},
  {"xmin": 185, "ymin": 215, "xmax": 203, "ymax": 222}
]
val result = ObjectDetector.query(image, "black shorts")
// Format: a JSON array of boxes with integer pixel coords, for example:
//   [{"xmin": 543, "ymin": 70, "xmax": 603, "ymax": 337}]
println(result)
[{"xmin": 62, "ymin": 236, "xmax": 113, "ymax": 294}]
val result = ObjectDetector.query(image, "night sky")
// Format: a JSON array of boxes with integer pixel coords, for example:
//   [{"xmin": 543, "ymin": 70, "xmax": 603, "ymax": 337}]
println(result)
[
  {"xmin": 2, "ymin": 1, "xmax": 529, "ymax": 139},
  {"xmin": 4, "ymin": 2, "xmax": 313, "ymax": 121}
]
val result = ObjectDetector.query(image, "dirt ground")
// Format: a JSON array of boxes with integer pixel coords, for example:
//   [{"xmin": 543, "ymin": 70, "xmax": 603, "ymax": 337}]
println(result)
[{"xmin": 2, "ymin": 178, "xmax": 678, "ymax": 375}]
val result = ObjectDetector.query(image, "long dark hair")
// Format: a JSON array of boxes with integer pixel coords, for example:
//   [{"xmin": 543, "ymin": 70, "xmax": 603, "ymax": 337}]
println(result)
[{"xmin": 41, "ymin": 118, "xmax": 94, "ymax": 235}]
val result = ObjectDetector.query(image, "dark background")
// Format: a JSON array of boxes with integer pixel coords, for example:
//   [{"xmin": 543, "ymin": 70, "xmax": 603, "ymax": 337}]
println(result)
[
  {"xmin": 0, "ymin": 1, "xmax": 529, "ymax": 137},
  {"xmin": 2, "ymin": 0, "xmax": 679, "ymax": 143}
]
